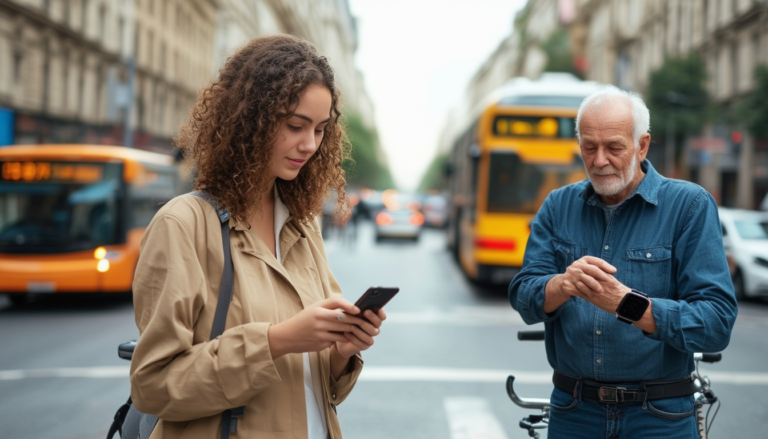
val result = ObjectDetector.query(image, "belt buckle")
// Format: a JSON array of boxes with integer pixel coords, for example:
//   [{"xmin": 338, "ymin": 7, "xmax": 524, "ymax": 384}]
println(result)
[{"xmin": 598, "ymin": 386, "xmax": 625, "ymax": 403}]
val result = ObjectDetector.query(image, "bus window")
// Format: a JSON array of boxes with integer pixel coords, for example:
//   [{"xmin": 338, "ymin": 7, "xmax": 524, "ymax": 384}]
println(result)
[
  {"xmin": 0, "ymin": 162, "xmax": 124, "ymax": 253},
  {"xmin": 486, "ymin": 151, "xmax": 586, "ymax": 214}
]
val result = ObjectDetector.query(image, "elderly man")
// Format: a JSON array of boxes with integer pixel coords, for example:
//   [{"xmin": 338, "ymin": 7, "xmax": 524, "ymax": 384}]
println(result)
[{"xmin": 509, "ymin": 86, "xmax": 737, "ymax": 438}]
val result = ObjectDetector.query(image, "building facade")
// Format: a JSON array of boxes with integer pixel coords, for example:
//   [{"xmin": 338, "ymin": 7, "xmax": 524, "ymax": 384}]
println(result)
[
  {"xmin": 0, "ymin": 0, "xmax": 376, "ymax": 156},
  {"xmin": 570, "ymin": 0, "xmax": 768, "ymax": 209}
]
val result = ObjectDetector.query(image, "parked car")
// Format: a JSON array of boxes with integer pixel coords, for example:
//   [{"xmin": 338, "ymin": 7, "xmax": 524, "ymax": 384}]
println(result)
[
  {"xmin": 421, "ymin": 193, "xmax": 448, "ymax": 228},
  {"xmin": 374, "ymin": 193, "xmax": 424, "ymax": 242},
  {"xmin": 719, "ymin": 207, "xmax": 768, "ymax": 300}
]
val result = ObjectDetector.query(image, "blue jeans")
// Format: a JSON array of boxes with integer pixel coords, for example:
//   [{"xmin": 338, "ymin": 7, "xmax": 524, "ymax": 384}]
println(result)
[{"xmin": 548, "ymin": 387, "xmax": 699, "ymax": 439}]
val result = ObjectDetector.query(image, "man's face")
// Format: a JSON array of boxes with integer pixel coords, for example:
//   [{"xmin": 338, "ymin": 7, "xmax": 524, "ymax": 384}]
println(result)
[{"xmin": 578, "ymin": 101, "xmax": 647, "ymax": 204}]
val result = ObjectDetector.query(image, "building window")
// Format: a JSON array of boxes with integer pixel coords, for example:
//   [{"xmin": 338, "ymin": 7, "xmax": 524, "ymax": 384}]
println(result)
[
  {"xmin": 703, "ymin": 0, "xmax": 708, "ymax": 35},
  {"xmin": 148, "ymin": 31, "xmax": 154, "ymax": 68},
  {"xmin": 118, "ymin": 17, "xmax": 124, "ymax": 55},
  {"xmin": 732, "ymin": 42, "xmax": 739, "ymax": 96},
  {"xmin": 99, "ymin": 5, "xmax": 107, "ymax": 44},
  {"xmin": 12, "ymin": 51, "xmax": 22, "ymax": 84},
  {"xmin": 63, "ymin": 0, "xmax": 71, "ymax": 26},
  {"xmin": 81, "ymin": 0, "xmax": 89, "ymax": 31}
]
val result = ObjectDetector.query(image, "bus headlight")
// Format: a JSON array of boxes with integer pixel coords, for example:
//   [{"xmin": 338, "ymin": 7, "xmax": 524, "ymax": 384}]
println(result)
[
  {"xmin": 97, "ymin": 259, "xmax": 110, "ymax": 273},
  {"xmin": 94, "ymin": 246, "xmax": 107, "ymax": 260}
]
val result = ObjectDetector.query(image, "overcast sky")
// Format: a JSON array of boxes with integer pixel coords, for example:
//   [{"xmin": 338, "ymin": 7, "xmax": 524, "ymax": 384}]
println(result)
[{"xmin": 347, "ymin": 0, "xmax": 527, "ymax": 191}]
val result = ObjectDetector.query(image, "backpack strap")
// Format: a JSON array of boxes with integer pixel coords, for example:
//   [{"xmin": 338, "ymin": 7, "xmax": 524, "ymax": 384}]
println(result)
[{"xmin": 190, "ymin": 192, "xmax": 243, "ymax": 438}]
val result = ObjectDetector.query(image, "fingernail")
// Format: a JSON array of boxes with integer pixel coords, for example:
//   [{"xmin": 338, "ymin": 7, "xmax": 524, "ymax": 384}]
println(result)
[{"xmin": 353, "ymin": 306, "xmax": 360, "ymax": 313}]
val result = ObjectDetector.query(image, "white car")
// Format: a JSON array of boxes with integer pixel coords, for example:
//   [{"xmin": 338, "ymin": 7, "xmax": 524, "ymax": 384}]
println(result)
[{"xmin": 719, "ymin": 208, "xmax": 768, "ymax": 300}]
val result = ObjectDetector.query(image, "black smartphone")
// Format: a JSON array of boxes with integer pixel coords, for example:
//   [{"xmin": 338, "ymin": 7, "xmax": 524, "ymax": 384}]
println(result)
[{"xmin": 353, "ymin": 286, "xmax": 399, "ymax": 316}]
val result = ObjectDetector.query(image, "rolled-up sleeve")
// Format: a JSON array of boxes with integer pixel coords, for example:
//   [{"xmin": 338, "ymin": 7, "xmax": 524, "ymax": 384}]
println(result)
[
  {"xmin": 509, "ymin": 195, "xmax": 564, "ymax": 324},
  {"xmin": 644, "ymin": 191, "xmax": 738, "ymax": 352},
  {"xmin": 130, "ymin": 214, "xmax": 281, "ymax": 421}
]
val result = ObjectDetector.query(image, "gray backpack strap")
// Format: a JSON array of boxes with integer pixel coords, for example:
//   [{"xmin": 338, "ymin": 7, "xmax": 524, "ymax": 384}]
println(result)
[{"xmin": 190, "ymin": 192, "xmax": 243, "ymax": 439}]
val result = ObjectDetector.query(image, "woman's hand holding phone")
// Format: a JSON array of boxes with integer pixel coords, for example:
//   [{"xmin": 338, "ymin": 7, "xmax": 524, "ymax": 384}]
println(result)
[
  {"xmin": 334, "ymin": 307, "xmax": 387, "ymax": 359},
  {"xmin": 268, "ymin": 297, "xmax": 373, "ymax": 359}
]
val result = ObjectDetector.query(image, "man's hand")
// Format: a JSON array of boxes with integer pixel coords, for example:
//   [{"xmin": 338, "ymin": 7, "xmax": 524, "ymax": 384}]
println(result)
[
  {"xmin": 545, "ymin": 256, "xmax": 622, "ymax": 313},
  {"xmin": 544, "ymin": 256, "xmax": 657, "ymax": 333}
]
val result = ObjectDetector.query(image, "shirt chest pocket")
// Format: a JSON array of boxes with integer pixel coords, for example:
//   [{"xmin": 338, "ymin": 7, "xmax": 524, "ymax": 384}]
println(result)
[
  {"xmin": 625, "ymin": 246, "xmax": 672, "ymax": 298},
  {"xmin": 553, "ymin": 239, "xmax": 584, "ymax": 273}
]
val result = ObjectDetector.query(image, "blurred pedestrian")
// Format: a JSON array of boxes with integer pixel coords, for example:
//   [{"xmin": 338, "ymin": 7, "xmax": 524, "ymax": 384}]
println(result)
[
  {"xmin": 509, "ymin": 86, "xmax": 737, "ymax": 439},
  {"xmin": 129, "ymin": 35, "xmax": 386, "ymax": 439}
]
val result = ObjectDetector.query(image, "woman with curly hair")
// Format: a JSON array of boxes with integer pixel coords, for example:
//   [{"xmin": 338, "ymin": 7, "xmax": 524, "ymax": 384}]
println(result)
[{"xmin": 128, "ymin": 35, "xmax": 386, "ymax": 439}]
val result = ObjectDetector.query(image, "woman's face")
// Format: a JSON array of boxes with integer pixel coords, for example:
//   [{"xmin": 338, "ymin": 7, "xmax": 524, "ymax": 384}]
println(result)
[{"xmin": 270, "ymin": 83, "xmax": 332, "ymax": 182}]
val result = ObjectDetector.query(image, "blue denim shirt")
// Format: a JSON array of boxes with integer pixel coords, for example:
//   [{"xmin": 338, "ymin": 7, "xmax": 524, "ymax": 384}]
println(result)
[{"xmin": 509, "ymin": 160, "xmax": 737, "ymax": 382}]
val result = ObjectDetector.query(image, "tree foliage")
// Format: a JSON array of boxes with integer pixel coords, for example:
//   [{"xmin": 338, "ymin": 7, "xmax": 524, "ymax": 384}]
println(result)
[
  {"xmin": 343, "ymin": 113, "xmax": 396, "ymax": 190},
  {"xmin": 417, "ymin": 153, "xmax": 448, "ymax": 192},
  {"xmin": 646, "ymin": 54, "xmax": 709, "ymax": 139},
  {"xmin": 735, "ymin": 64, "xmax": 768, "ymax": 140},
  {"xmin": 541, "ymin": 28, "xmax": 581, "ymax": 77}
]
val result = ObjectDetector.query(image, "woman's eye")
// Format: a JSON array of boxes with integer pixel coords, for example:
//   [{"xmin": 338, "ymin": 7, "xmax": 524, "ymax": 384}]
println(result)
[
  {"xmin": 288, "ymin": 125, "xmax": 302, "ymax": 132},
  {"xmin": 315, "ymin": 128, "xmax": 325, "ymax": 134}
]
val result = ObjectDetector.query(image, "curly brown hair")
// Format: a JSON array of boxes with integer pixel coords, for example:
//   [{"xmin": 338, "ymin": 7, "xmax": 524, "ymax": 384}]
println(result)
[{"xmin": 176, "ymin": 34, "xmax": 349, "ymax": 225}]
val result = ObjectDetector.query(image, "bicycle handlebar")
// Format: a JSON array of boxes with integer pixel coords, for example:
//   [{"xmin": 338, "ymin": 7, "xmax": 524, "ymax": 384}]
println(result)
[
  {"xmin": 517, "ymin": 331, "xmax": 546, "ymax": 341},
  {"xmin": 694, "ymin": 352, "xmax": 722, "ymax": 363},
  {"xmin": 506, "ymin": 375, "xmax": 551, "ymax": 410}
]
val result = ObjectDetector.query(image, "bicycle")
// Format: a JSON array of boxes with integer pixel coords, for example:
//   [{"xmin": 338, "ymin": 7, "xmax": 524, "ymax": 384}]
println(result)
[{"xmin": 506, "ymin": 330, "xmax": 722, "ymax": 439}]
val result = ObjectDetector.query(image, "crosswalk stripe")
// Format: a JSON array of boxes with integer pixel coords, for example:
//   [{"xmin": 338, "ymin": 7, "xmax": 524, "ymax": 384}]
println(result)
[
  {"xmin": 3, "ymin": 366, "xmax": 768, "ymax": 386},
  {"xmin": 443, "ymin": 397, "xmax": 509, "ymax": 439}
]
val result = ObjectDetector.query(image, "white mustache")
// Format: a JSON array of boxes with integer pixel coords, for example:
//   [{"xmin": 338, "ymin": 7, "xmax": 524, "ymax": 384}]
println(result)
[{"xmin": 590, "ymin": 166, "xmax": 619, "ymax": 176}]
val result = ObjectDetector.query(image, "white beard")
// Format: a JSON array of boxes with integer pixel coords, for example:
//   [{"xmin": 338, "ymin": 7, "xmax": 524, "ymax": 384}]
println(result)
[{"xmin": 587, "ymin": 153, "xmax": 637, "ymax": 197}]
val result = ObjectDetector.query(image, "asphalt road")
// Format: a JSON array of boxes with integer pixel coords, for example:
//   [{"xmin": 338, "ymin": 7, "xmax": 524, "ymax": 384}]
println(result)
[{"xmin": 1, "ymin": 222, "xmax": 767, "ymax": 439}]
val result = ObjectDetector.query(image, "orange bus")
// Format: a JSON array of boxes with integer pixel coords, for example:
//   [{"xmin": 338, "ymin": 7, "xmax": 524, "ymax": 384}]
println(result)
[
  {"xmin": 0, "ymin": 145, "xmax": 180, "ymax": 303},
  {"xmin": 445, "ymin": 74, "xmax": 603, "ymax": 284}
]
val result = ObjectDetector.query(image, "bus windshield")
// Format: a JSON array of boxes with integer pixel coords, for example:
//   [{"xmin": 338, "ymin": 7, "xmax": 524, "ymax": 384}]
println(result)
[
  {"xmin": 486, "ymin": 151, "xmax": 586, "ymax": 214},
  {"xmin": 0, "ymin": 162, "xmax": 123, "ymax": 253}
]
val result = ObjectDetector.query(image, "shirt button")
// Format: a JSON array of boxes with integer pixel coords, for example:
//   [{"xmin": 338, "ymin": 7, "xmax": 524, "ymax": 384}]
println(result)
[
  {"xmin": 332, "ymin": 394, "xmax": 337, "ymax": 400},
  {"xmin": 596, "ymin": 330, "xmax": 602, "ymax": 335},
  {"xmin": 604, "ymin": 245, "xmax": 609, "ymax": 250},
  {"xmin": 646, "ymin": 253, "xmax": 652, "ymax": 259},
  {"xmin": 596, "ymin": 358, "xmax": 602, "ymax": 364}
]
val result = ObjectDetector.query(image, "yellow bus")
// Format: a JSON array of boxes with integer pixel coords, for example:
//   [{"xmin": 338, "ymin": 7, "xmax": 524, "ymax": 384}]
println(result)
[
  {"xmin": 446, "ymin": 74, "xmax": 603, "ymax": 284},
  {"xmin": 0, "ymin": 145, "xmax": 180, "ymax": 303}
]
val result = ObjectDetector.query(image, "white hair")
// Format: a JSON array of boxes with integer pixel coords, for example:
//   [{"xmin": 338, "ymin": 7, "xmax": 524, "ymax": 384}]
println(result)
[{"xmin": 575, "ymin": 85, "xmax": 650, "ymax": 147}]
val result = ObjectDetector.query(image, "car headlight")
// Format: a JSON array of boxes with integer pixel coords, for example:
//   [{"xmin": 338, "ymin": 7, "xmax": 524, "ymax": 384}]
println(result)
[{"xmin": 755, "ymin": 257, "xmax": 768, "ymax": 269}]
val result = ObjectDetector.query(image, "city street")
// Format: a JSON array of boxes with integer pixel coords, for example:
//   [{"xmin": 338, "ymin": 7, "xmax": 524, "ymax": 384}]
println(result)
[{"xmin": 1, "ymin": 222, "xmax": 768, "ymax": 439}]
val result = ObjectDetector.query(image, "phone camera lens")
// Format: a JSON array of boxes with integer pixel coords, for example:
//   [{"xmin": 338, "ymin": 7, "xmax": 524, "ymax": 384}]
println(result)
[{"xmin": 372, "ymin": 291, "xmax": 380, "ymax": 297}]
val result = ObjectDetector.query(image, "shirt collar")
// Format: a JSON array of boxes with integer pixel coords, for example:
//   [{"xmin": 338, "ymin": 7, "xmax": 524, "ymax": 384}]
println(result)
[{"xmin": 579, "ymin": 159, "xmax": 661, "ymax": 207}]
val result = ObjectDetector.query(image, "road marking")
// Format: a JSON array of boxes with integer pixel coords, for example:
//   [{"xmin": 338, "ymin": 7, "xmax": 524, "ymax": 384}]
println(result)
[
  {"xmin": 360, "ymin": 367, "xmax": 551, "ymax": 383},
  {"xmin": 3, "ymin": 366, "xmax": 768, "ymax": 386},
  {"xmin": 385, "ymin": 307, "xmax": 528, "ymax": 326},
  {"xmin": 443, "ymin": 397, "xmax": 509, "ymax": 439},
  {"xmin": 0, "ymin": 366, "xmax": 129, "ymax": 380}
]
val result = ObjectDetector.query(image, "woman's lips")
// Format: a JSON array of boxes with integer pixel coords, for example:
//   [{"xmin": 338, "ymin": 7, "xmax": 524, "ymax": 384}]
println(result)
[{"xmin": 287, "ymin": 158, "xmax": 306, "ymax": 167}]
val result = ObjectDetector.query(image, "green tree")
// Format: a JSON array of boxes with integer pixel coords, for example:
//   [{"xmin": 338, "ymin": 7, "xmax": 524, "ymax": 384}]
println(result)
[
  {"xmin": 735, "ymin": 64, "xmax": 768, "ymax": 140},
  {"xmin": 646, "ymin": 54, "xmax": 709, "ymax": 140},
  {"xmin": 343, "ymin": 113, "xmax": 396, "ymax": 190},
  {"xmin": 541, "ymin": 28, "xmax": 581, "ymax": 77},
  {"xmin": 417, "ymin": 153, "xmax": 448, "ymax": 192}
]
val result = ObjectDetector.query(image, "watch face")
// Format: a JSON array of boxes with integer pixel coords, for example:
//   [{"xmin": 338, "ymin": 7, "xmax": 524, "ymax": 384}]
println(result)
[{"xmin": 619, "ymin": 292, "xmax": 649, "ymax": 321}]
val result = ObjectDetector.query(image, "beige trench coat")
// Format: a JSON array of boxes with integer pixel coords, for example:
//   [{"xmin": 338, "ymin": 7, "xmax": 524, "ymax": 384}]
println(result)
[{"xmin": 130, "ymin": 194, "xmax": 363, "ymax": 439}]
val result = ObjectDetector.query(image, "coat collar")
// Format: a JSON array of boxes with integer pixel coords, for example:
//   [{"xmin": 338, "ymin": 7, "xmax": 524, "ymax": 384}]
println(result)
[{"xmin": 579, "ymin": 159, "xmax": 661, "ymax": 207}]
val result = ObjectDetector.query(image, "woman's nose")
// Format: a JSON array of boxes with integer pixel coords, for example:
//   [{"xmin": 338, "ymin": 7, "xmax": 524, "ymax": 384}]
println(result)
[{"xmin": 298, "ymin": 131, "xmax": 319, "ymax": 154}]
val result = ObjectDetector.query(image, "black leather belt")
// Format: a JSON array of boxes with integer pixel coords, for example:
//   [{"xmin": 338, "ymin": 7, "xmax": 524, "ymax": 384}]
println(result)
[{"xmin": 553, "ymin": 371, "xmax": 699, "ymax": 404}]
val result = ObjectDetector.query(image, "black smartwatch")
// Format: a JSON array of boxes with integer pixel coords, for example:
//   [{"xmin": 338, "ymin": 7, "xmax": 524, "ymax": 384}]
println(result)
[{"xmin": 615, "ymin": 289, "xmax": 650, "ymax": 324}]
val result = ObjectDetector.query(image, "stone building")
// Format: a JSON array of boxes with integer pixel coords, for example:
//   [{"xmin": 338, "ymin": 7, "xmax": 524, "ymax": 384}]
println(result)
[
  {"xmin": 0, "ymin": 0, "xmax": 376, "ymax": 154},
  {"xmin": 569, "ymin": 0, "xmax": 768, "ymax": 208},
  {"xmin": 0, "ymin": 0, "xmax": 217, "ymax": 152},
  {"xmin": 215, "ymin": 0, "xmax": 375, "ymax": 128}
]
